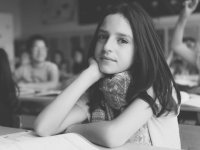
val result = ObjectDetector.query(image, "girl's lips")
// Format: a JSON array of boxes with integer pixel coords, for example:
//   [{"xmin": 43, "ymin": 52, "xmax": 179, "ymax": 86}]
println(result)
[{"xmin": 100, "ymin": 56, "xmax": 117, "ymax": 62}]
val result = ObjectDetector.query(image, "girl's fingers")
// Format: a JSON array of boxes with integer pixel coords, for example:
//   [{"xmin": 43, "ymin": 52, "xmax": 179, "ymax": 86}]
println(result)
[
  {"xmin": 88, "ymin": 58, "xmax": 96, "ymax": 65},
  {"xmin": 89, "ymin": 58, "xmax": 105, "ymax": 79}
]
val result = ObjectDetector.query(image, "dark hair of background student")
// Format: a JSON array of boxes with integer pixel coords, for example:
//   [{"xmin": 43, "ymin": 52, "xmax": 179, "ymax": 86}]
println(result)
[
  {"xmin": 26, "ymin": 34, "xmax": 50, "ymax": 60},
  {"xmin": 0, "ymin": 48, "xmax": 19, "ymax": 127},
  {"xmin": 87, "ymin": 0, "xmax": 181, "ymax": 117}
]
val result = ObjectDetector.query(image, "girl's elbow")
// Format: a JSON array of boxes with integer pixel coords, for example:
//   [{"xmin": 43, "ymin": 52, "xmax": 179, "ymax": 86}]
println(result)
[
  {"xmin": 103, "ymin": 129, "xmax": 127, "ymax": 148},
  {"xmin": 34, "ymin": 121, "xmax": 52, "ymax": 137},
  {"xmin": 34, "ymin": 125, "xmax": 46, "ymax": 137},
  {"xmin": 104, "ymin": 136, "xmax": 126, "ymax": 148}
]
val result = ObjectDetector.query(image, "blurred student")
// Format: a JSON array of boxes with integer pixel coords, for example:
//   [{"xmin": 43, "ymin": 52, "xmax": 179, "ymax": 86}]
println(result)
[
  {"xmin": 52, "ymin": 50, "xmax": 64, "ymax": 69},
  {"xmin": 169, "ymin": 51, "xmax": 198, "ymax": 76},
  {"xmin": 0, "ymin": 48, "xmax": 19, "ymax": 127},
  {"xmin": 52, "ymin": 50, "xmax": 72, "ymax": 82},
  {"xmin": 171, "ymin": 0, "xmax": 200, "ymax": 74},
  {"xmin": 171, "ymin": 0, "xmax": 200, "ymax": 93},
  {"xmin": 14, "ymin": 35, "xmax": 59, "ymax": 92},
  {"xmin": 15, "ymin": 50, "xmax": 30, "ymax": 69},
  {"xmin": 72, "ymin": 47, "xmax": 86, "ymax": 74}
]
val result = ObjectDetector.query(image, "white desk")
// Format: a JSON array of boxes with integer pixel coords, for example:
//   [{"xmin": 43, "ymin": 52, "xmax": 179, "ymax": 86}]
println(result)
[
  {"xmin": 0, "ymin": 126, "xmax": 29, "ymax": 136},
  {"xmin": 0, "ymin": 126, "xmax": 179, "ymax": 150}
]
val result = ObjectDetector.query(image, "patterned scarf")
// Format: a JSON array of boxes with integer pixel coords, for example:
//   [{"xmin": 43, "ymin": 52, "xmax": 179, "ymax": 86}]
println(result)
[
  {"xmin": 91, "ymin": 71, "xmax": 131, "ymax": 122},
  {"xmin": 90, "ymin": 71, "xmax": 152, "ymax": 145}
]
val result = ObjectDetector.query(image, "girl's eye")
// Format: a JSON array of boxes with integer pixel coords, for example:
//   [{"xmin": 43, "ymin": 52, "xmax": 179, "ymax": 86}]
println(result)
[
  {"xmin": 97, "ymin": 34, "xmax": 108, "ymax": 41},
  {"xmin": 118, "ymin": 38, "xmax": 128, "ymax": 44}
]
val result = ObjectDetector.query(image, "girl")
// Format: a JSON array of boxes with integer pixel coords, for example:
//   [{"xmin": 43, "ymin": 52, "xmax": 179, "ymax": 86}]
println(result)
[{"xmin": 34, "ymin": 0, "xmax": 181, "ymax": 149}]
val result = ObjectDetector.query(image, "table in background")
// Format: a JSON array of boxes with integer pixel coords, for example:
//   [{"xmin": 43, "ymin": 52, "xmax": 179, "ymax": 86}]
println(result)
[
  {"xmin": 18, "ymin": 94, "xmax": 56, "ymax": 129},
  {"xmin": 0, "ymin": 126, "xmax": 29, "ymax": 136},
  {"xmin": 180, "ymin": 93, "xmax": 200, "ymax": 125},
  {"xmin": 19, "ymin": 92, "xmax": 200, "ymax": 129}
]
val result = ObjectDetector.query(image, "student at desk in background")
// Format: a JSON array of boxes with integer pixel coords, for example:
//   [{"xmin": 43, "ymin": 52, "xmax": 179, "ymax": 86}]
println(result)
[
  {"xmin": 171, "ymin": 0, "xmax": 200, "ymax": 92},
  {"xmin": 14, "ymin": 35, "xmax": 59, "ymax": 92},
  {"xmin": 0, "ymin": 48, "xmax": 19, "ymax": 127},
  {"xmin": 15, "ymin": 50, "xmax": 30, "ymax": 69},
  {"xmin": 35, "ymin": 0, "xmax": 181, "ymax": 149},
  {"xmin": 169, "ymin": 48, "xmax": 198, "ymax": 76},
  {"xmin": 51, "ymin": 50, "xmax": 72, "ymax": 82},
  {"xmin": 72, "ymin": 47, "xmax": 86, "ymax": 75}
]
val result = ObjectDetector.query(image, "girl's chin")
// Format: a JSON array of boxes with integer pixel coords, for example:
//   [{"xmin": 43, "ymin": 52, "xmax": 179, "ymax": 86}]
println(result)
[{"xmin": 99, "ymin": 67, "xmax": 117, "ymax": 75}]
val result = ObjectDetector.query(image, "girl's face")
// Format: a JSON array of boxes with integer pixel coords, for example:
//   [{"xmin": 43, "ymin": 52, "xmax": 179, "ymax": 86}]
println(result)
[
  {"xmin": 95, "ymin": 13, "xmax": 134, "ymax": 74},
  {"xmin": 31, "ymin": 40, "xmax": 48, "ymax": 63}
]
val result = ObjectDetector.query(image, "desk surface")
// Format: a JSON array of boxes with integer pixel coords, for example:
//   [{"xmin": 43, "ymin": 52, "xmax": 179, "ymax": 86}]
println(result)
[
  {"xmin": 0, "ymin": 126, "xmax": 29, "ymax": 136},
  {"xmin": 20, "ymin": 95, "xmax": 55, "ymax": 103},
  {"xmin": 181, "ymin": 104, "xmax": 200, "ymax": 112},
  {"xmin": 0, "ymin": 126, "xmax": 179, "ymax": 150},
  {"xmin": 181, "ymin": 93, "xmax": 200, "ymax": 112}
]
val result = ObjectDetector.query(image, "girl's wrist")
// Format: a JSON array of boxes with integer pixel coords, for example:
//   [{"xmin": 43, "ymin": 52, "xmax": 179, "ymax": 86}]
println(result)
[
  {"xmin": 66, "ymin": 124, "xmax": 80, "ymax": 133},
  {"xmin": 65, "ymin": 125, "xmax": 73, "ymax": 133},
  {"xmin": 82, "ymin": 66, "xmax": 102, "ymax": 83}
]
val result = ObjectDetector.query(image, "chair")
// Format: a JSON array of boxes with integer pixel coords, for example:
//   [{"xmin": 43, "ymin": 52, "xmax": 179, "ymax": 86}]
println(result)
[{"xmin": 179, "ymin": 124, "xmax": 200, "ymax": 150}]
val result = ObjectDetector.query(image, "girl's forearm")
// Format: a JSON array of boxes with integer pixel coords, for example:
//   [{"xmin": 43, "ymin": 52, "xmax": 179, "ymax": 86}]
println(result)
[
  {"xmin": 34, "ymin": 68, "xmax": 100, "ymax": 136},
  {"xmin": 68, "ymin": 122, "xmax": 112, "ymax": 147},
  {"xmin": 68, "ymin": 121, "xmax": 124, "ymax": 148}
]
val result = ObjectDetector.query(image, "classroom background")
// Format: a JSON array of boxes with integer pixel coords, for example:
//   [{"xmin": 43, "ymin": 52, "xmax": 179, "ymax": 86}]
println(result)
[{"xmin": 1, "ymin": 0, "xmax": 200, "ymax": 150}]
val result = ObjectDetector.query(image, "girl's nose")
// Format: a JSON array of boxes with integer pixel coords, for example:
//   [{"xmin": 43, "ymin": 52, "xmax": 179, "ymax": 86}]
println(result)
[{"xmin": 103, "ymin": 38, "xmax": 114, "ymax": 53}]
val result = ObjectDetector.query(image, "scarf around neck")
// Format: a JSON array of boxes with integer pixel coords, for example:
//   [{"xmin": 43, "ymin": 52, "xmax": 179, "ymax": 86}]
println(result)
[
  {"xmin": 90, "ymin": 71, "xmax": 152, "ymax": 145},
  {"xmin": 91, "ymin": 71, "xmax": 132, "ymax": 122}
]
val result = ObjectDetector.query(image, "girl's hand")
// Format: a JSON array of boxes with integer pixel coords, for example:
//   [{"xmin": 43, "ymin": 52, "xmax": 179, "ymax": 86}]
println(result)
[
  {"xmin": 86, "ymin": 58, "xmax": 104, "ymax": 82},
  {"xmin": 181, "ymin": 0, "xmax": 199, "ymax": 18}
]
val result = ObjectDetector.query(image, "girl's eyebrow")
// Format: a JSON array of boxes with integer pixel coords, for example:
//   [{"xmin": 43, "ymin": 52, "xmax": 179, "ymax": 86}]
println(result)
[
  {"xmin": 117, "ymin": 33, "xmax": 133, "ymax": 40},
  {"xmin": 99, "ymin": 29, "xmax": 132, "ymax": 40},
  {"xmin": 98, "ymin": 29, "xmax": 107, "ymax": 34}
]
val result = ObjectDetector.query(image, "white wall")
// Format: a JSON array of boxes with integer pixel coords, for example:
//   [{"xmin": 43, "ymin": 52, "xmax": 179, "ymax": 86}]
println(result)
[
  {"xmin": 20, "ymin": 0, "xmax": 97, "ymax": 38},
  {"xmin": 0, "ymin": 0, "xmax": 21, "ymax": 38},
  {"xmin": 0, "ymin": 0, "xmax": 97, "ymax": 39},
  {"xmin": 0, "ymin": 13, "xmax": 15, "ymax": 70}
]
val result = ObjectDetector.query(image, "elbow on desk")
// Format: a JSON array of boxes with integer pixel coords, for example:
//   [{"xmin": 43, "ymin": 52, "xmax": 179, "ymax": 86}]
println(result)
[
  {"xmin": 97, "ymin": 127, "xmax": 127, "ymax": 148},
  {"xmin": 33, "ymin": 120, "xmax": 54, "ymax": 137},
  {"xmin": 34, "ymin": 124, "xmax": 48, "ymax": 137},
  {"xmin": 102, "ymin": 137, "xmax": 126, "ymax": 148}
]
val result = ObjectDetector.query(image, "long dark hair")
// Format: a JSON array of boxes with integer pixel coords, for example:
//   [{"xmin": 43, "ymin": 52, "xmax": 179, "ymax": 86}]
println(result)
[
  {"xmin": 88, "ymin": 0, "xmax": 181, "ymax": 117},
  {"xmin": 0, "ymin": 48, "xmax": 19, "ymax": 125},
  {"xmin": 27, "ymin": 34, "xmax": 48, "ymax": 52}
]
